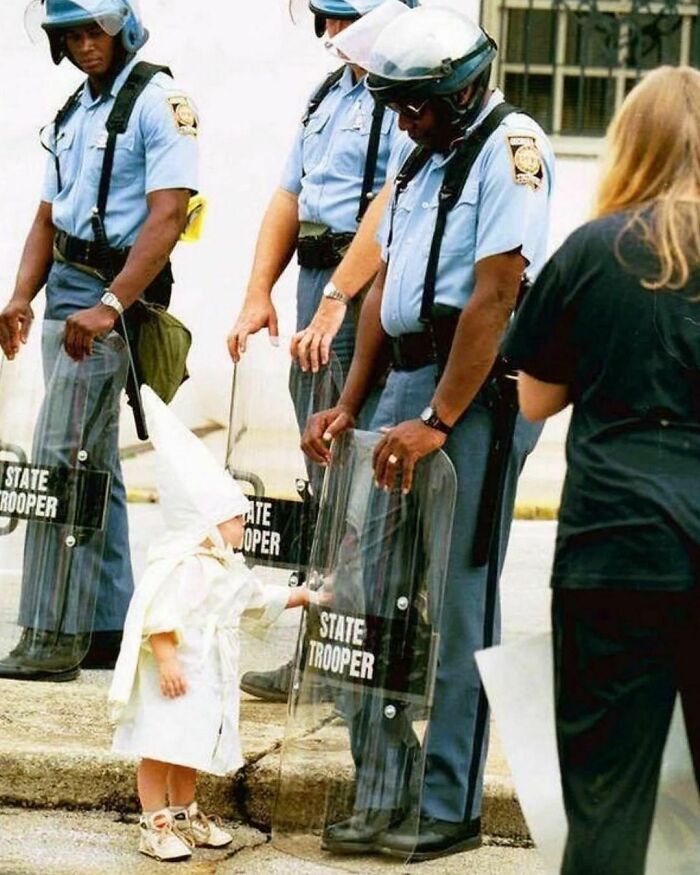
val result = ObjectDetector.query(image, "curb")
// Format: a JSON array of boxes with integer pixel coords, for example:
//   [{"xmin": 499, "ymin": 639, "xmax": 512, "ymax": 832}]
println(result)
[
  {"xmin": 0, "ymin": 746, "xmax": 529, "ymax": 843},
  {"xmin": 126, "ymin": 488, "xmax": 560, "ymax": 520},
  {"xmin": 0, "ymin": 679, "xmax": 530, "ymax": 844}
]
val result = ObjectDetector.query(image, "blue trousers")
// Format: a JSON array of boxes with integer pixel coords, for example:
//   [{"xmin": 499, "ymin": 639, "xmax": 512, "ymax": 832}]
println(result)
[
  {"xmin": 294, "ymin": 266, "xmax": 378, "ymax": 431},
  {"xmin": 18, "ymin": 263, "xmax": 134, "ymax": 633},
  {"xmin": 352, "ymin": 364, "xmax": 541, "ymax": 822}
]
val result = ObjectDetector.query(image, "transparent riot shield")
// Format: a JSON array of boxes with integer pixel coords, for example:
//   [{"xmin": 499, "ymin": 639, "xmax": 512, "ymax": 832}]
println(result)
[
  {"xmin": 226, "ymin": 332, "xmax": 343, "ymax": 671},
  {"xmin": 0, "ymin": 320, "xmax": 128, "ymax": 678},
  {"xmin": 476, "ymin": 634, "xmax": 700, "ymax": 874},
  {"xmin": 273, "ymin": 429, "xmax": 457, "ymax": 869}
]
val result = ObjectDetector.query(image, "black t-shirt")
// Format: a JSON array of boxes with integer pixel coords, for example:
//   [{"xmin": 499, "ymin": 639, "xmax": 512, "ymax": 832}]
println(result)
[{"xmin": 505, "ymin": 209, "xmax": 700, "ymax": 590}]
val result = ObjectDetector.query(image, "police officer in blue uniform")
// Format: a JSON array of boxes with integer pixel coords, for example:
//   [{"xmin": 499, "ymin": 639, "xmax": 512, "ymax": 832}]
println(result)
[
  {"xmin": 0, "ymin": 0, "xmax": 198, "ymax": 679},
  {"xmin": 230, "ymin": 0, "xmax": 413, "ymax": 702},
  {"xmin": 303, "ymin": 7, "xmax": 554, "ymax": 860}
]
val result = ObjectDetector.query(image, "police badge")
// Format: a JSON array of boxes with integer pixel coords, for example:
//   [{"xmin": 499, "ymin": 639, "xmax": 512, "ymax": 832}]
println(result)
[{"xmin": 507, "ymin": 134, "xmax": 543, "ymax": 191}]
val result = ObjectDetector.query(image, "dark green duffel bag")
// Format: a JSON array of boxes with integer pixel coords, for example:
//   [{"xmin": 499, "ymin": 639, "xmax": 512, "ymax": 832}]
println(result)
[{"xmin": 129, "ymin": 301, "xmax": 192, "ymax": 404}]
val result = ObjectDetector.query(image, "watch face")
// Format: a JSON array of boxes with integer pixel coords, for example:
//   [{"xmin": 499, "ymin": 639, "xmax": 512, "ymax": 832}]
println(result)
[{"xmin": 420, "ymin": 406, "xmax": 434, "ymax": 423}]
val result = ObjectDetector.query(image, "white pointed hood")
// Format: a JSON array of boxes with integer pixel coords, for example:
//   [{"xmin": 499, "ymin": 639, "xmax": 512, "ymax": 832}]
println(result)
[{"xmin": 141, "ymin": 386, "xmax": 250, "ymax": 545}]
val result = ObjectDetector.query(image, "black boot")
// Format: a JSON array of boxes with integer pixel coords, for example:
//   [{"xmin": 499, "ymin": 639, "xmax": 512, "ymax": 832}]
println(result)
[
  {"xmin": 379, "ymin": 815, "xmax": 482, "ymax": 862},
  {"xmin": 321, "ymin": 809, "xmax": 401, "ymax": 854},
  {"xmin": 239, "ymin": 660, "xmax": 293, "ymax": 702},
  {"xmin": 0, "ymin": 630, "xmax": 84, "ymax": 682}
]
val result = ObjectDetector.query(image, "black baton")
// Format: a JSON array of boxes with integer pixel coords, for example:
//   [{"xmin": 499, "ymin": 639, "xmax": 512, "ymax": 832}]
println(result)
[{"xmin": 90, "ymin": 208, "xmax": 149, "ymax": 441}]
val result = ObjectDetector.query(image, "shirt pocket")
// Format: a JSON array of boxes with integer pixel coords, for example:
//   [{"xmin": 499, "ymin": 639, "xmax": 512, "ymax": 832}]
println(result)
[
  {"xmin": 87, "ymin": 130, "xmax": 140, "ymax": 188},
  {"xmin": 386, "ymin": 179, "xmax": 420, "ymax": 253},
  {"xmin": 53, "ymin": 127, "xmax": 75, "ymax": 156},
  {"xmin": 335, "ymin": 110, "xmax": 392, "ymax": 179},
  {"xmin": 421, "ymin": 179, "xmax": 480, "ymax": 256},
  {"xmin": 301, "ymin": 112, "xmax": 330, "ymax": 176},
  {"xmin": 50, "ymin": 128, "xmax": 75, "ymax": 188}
]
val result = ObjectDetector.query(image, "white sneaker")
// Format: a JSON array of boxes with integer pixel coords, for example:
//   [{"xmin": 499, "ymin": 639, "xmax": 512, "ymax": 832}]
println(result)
[
  {"xmin": 139, "ymin": 808, "xmax": 193, "ymax": 861},
  {"xmin": 172, "ymin": 801, "xmax": 234, "ymax": 848}
]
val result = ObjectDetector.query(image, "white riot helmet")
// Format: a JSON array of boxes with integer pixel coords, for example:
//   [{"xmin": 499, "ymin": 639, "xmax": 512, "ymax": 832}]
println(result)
[
  {"xmin": 366, "ymin": 6, "xmax": 497, "ymax": 130},
  {"xmin": 26, "ymin": 0, "xmax": 148, "ymax": 65}
]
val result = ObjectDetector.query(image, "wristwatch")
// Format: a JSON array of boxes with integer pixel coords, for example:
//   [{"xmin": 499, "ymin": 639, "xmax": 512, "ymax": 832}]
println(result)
[
  {"xmin": 100, "ymin": 290, "xmax": 124, "ymax": 317},
  {"xmin": 419, "ymin": 405, "xmax": 452, "ymax": 436},
  {"xmin": 322, "ymin": 281, "xmax": 349, "ymax": 306}
]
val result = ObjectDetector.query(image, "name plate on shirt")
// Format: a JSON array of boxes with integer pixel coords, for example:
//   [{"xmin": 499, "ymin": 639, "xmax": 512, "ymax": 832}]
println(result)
[
  {"xmin": 242, "ymin": 496, "xmax": 313, "ymax": 568},
  {"xmin": 0, "ymin": 462, "xmax": 110, "ymax": 531}
]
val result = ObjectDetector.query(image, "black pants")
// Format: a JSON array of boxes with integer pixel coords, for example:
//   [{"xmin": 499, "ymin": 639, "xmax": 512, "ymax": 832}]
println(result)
[{"xmin": 553, "ymin": 587, "xmax": 700, "ymax": 875}]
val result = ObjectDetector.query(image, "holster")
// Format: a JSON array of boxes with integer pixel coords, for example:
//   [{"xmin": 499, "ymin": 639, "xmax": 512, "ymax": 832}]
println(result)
[
  {"xmin": 471, "ymin": 359, "xmax": 519, "ymax": 568},
  {"xmin": 297, "ymin": 224, "xmax": 355, "ymax": 270}
]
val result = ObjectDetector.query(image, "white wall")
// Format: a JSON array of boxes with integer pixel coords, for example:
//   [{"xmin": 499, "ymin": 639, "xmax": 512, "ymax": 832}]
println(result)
[{"xmin": 0, "ymin": 0, "xmax": 598, "ymax": 435}]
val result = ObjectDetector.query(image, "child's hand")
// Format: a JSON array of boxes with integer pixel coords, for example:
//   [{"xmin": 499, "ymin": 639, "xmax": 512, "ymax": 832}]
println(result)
[
  {"xmin": 158, "ymin": 656, "xmax": 187, "ymax": 699},
  {"xmin": 287, "ymin": 585, "xmax": 333, "ymax": 610}
]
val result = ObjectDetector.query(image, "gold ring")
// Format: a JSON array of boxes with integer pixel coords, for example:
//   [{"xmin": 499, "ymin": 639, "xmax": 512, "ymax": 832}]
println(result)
[{"xmin": 388, "ymin": 453, "xmax": 399, "ymax": 465}]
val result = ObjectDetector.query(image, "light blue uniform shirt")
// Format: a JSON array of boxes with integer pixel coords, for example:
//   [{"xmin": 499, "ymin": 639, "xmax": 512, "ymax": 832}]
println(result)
[
  {"xmin": 41, "ymin": 55, "xmax": 199, "ymax": 249},
  {"xmin": 280, "ymin": 65, "xmax": 406, "ymax": 234},
  {"xmin": 379, "ymin": 90, "xmax": 555, "ymax": 337}
]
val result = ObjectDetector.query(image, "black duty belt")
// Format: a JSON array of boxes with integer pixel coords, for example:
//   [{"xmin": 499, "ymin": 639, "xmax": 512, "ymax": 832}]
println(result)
[
  {"xmin": 389, "ymin": 314, "xmax": 460, "ymax": 372},
  {"xmin": 54, "ymin": 230, "xmax": 174, "ymax": 308},
  {"xmin": 54, "ymin": 230, "xmax": 129, "ymax": 274},
  {"xmin": 297, "ymin": 230, "xmax": 355, "ymax": 270}
]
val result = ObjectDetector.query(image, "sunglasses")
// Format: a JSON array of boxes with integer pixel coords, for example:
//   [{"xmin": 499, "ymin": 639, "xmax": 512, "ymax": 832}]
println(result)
[{"xmin": 386, "ymin": 98, "xmax": 430, "ymax": 121}]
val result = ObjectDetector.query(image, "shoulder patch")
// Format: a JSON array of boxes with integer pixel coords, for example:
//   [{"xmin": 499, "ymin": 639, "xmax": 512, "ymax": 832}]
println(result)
[
  {"xmin": 167, "ymin": 94, "xmax": 198, "ymax": 137},
  {"xmin": 506, "ymin": 134, "xmax": 543, "ymax": 191}
]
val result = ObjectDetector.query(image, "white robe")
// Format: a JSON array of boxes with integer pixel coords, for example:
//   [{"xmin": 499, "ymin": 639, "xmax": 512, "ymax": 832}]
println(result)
[{"xmin": 108, "ymin": 538, "xmax": 288, "ymax": 776}]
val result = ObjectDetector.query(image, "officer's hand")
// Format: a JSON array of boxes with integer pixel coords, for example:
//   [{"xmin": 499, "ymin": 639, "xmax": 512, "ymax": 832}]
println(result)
[
  {"xmin": 64, "ymin": 304, "xmax": 117, "ymax": 361},
  {"xmin": 0, "ymin": 300, "xmax": 34, "ymax": 361},
  {"xmin": 227, "ymin": 300, "xmax": 279, "ymax": 363},
  {"xmin": 373, "ymin": 420, "xmax": 447, "ymax": 494},
  {"xmin": 291, "ymin": 298, "xmax": 347, "ymax": 373},
  {"xmin": 301, "ymin": 404, "xmax": 355, "ymax": 465}
]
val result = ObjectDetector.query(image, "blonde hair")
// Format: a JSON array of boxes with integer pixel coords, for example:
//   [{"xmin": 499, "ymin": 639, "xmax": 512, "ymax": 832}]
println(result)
[{"xmin": 594, "ymin": 66, "xmax": 700, "ymax": 290}]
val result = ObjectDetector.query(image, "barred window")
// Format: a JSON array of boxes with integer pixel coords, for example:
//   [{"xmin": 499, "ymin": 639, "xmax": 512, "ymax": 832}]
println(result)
[{"xmin": 483, "ymin": 0, "xmax": 700, "ymax": 141}]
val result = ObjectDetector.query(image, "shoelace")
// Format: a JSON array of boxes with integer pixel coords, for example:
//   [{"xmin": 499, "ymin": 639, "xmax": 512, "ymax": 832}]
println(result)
[
  {"xmin": 192, "ymin": 810, "xmax": 232, "ymax": 837},
  {"xmin": 156, "ymin": 819, "xmax": 195, "ymax": 849}
]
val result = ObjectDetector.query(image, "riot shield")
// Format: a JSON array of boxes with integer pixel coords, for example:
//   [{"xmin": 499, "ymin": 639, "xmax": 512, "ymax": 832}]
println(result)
[
  {"xmin": 0, "ymin": 320, "xmax": 128, "ymax": 677},
  {"xmin": 226, "ymin": 333, "xmax": 343, "ymax": 668},
  {"xmin": 476, "ymin": 634, "xmax": 700, "ymax": 874},
  {"xmin": 273, "ymin": 429, "xmax": 457, "ymax": 869}
]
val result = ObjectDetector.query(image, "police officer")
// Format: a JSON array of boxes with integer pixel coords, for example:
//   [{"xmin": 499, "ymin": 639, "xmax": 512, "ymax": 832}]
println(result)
[
  {"xmin": 229, "ymin": 0, "xmax": 412, "ymax": 702},
  {"xmin": 302, "ymin": 7, "xmax": 554, "ymax": 860},
  {"xmin": 0, "ymin": 0, "xmax": 198, "ymax": 679}
]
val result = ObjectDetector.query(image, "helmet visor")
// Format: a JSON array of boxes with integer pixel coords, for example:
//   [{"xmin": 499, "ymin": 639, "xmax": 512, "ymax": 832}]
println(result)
[
  {"xmin": 325, "ymin": 0, "xmax": 408, "ymax": 67},
  {"xmin": 64, "ymin": 0, "xmax": 127, "ymax": 35},
  {"xmin": 24, "ymin": 0, "xmax": 46, "ymax": 44},
  {"xmin": 28, "ymin": 0, "xmax": 129, "ymax": 37}
]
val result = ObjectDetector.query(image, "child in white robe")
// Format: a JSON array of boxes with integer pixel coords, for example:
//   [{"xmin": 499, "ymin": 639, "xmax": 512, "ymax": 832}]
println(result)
[{"xmin": 108, "ymin": 387, "xmax": 313, "ymax": 862}]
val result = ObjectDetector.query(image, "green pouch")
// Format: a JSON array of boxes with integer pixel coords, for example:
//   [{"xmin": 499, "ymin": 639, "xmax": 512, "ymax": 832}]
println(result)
[{"xmin": 132, "ymin": 302, "xmax": 192, "ymax": 404}]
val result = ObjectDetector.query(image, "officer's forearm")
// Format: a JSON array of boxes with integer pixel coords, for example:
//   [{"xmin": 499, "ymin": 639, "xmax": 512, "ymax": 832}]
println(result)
[
  {"xmin": 338, "ymin": 266, "xmax": 389, "ymax": 416},
  {"xmin": 109, "ymin": 189, "xmax": 189, "ymax": 309},
  {"xmin": 330, "ymin": 182, "xmax": 391, "ymax": 298},
  {"xmin": 12, "ymin": 202, "xmax": 55, "ymax": 304},
  {"xmin": 432, "ymin": 252, "xmax": 525, "ymax": 426},
  {"xmin": 245, "ymin": 188, "xmax": 300, "ymax": 302}
]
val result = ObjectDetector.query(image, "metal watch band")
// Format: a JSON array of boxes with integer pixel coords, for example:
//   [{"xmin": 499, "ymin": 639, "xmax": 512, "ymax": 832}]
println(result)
[
  {"xmin": 100, "ymin": 290, "xmax": 124, "ymax": 317},
  {"xmin": 322, "ymin": 282, "xmax": 349, "ymax": 305}
]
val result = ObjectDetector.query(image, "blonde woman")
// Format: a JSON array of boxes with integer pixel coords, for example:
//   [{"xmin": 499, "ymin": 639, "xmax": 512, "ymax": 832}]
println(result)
[{"xmin": 504, "ymin": 66, "xmax": 700, "ymax": 875}]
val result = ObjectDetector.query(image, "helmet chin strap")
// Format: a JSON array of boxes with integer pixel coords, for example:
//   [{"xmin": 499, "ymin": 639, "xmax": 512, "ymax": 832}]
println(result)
[{"xmin": 440, "ymin": 66, "xmax": 492, "ymax": 135}]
